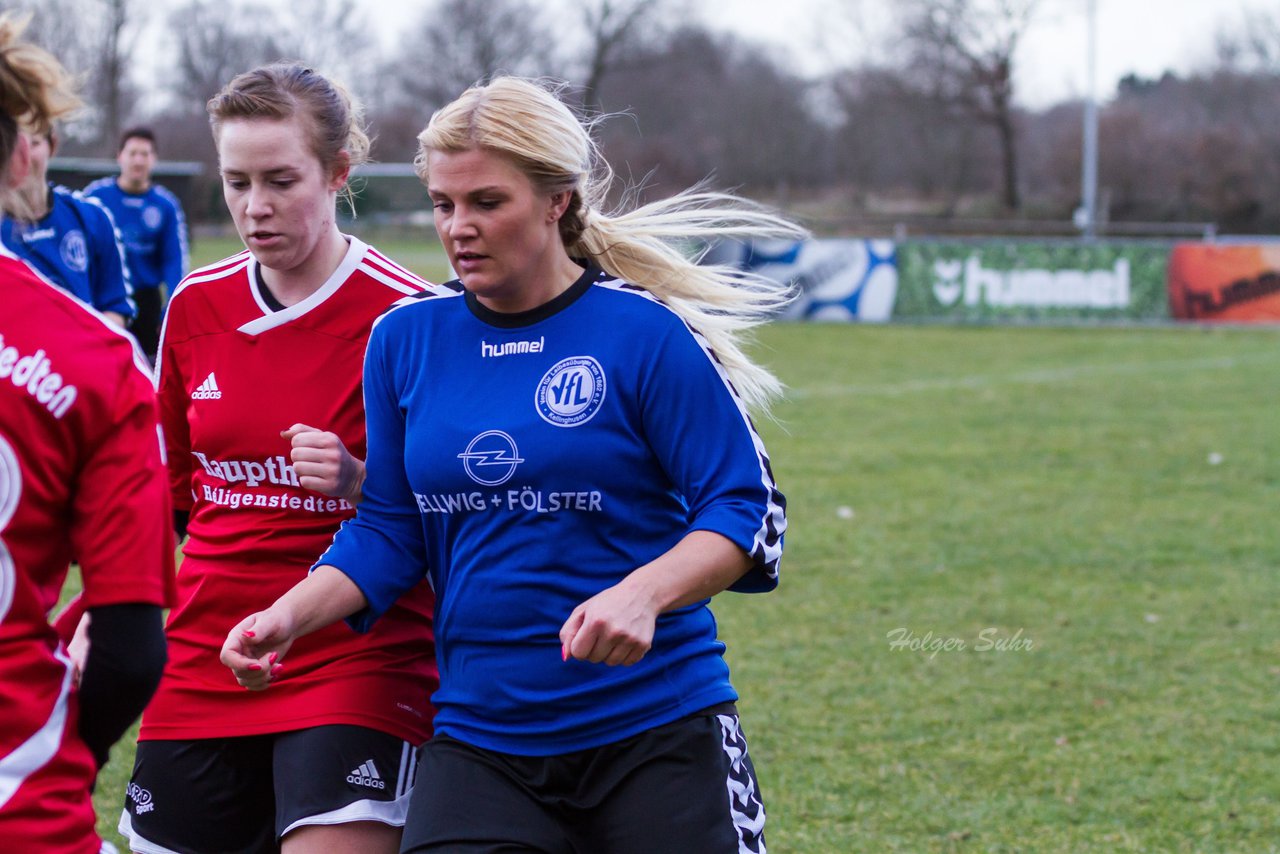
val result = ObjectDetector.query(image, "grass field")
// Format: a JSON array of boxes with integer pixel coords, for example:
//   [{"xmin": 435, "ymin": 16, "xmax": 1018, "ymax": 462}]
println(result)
[
  {"xmin": 89, "ymin": 236, "xmax": 1280, "ymax": 850},
  {"xmin": 721, "ymin": 323, "xmax": 1280, "ymax": 852}
]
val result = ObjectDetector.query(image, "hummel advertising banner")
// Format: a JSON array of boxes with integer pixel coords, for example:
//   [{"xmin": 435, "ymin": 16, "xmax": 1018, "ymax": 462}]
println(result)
[
  {"xmin": 894, "ymin": 241, "xmax": 1171, "ymax": 322},
  {"xmin": 1166, "ymin": 242, "xmax": 1280, "ymax": 322}
]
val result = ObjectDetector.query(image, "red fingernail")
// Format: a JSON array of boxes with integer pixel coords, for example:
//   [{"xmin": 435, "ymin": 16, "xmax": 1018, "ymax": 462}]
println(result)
[
  {"xmin": 270, "ymin": 665, "xmax": 283, "ymax": 677},
  {"xmin": 247, "ymin": 663, "xmax": 261, "ymax": 671},
  {"xmin": 244, "ymin": 631, "xmax": 255, "ymax": 638},
  {"xmin": 268, "ymin": 652, "xmax": 278, "ymax": 665},
  {"xmin": 561, "ymin": 643, "xmax": 568, "ymax": 661}
]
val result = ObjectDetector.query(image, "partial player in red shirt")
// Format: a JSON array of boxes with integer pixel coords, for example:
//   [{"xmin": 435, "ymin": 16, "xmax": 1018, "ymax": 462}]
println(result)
[
  {"xmin": 0, "ymin": 16, "xmax": 171, "ymax": 854},
  {"xmin": 119, "ymin": 63, "xmax": 445, "ymax": 854}
]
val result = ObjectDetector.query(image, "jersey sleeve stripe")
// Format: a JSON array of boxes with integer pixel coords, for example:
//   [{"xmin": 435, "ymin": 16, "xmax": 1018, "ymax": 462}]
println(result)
[
  {"xmin": 181, "ymin": 251, "xmax": 251, "ymax": 284},
  {"xmin": 154, "ymin": 185, "xmax": 191, "ymax": 276},
  {"xmin": 685, "ymin": 324, "xmax": 785, "ymax": 577},
  {"xmin": 83, "ymin": 193, "xmax": 136, "ymax": 300},
  {"xmin": 369, "ymin": 288, "xmax": 462, "ymax": 334},
  {"xmin": 82, "ymin": 176, "xmax": 114, "ymax": 194},
  {"xmin": 595, "ymin": 277, "xmax": 786, "ymax": 577},
  {"xmin": 357, "ymin": 261, "xmax": 425, "ymax": 296},
  {"xmin": 361, "ymin": 250, "xmax": 457, "ymax": 299},
  {"xmin": 363, "ymin": 248, "xmax": 427, "ymax": 284},
  {"xmin": 0, "ymin": 651, "xmax": 75, "ymax": 809}
]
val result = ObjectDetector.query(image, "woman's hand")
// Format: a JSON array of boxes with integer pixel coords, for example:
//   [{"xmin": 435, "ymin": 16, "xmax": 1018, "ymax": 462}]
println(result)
[
  {"xmin": 559, "ymin": 531, "xmax": 753, "ymax": 668},
  {"xmin": 282, "ymin": 423, "xmax": 365, "ymax": 504},
  {"xmin": 67, "ymin": 611, "xmax": 91, "ymax": 688},
  {"xmin": 220, "ymin": 608, "xmax": 295, "ymax": 691},
  {"xmin": 559, "ymin": 579, "xmax": 661, "ymax": 667},
  {"xmin": 219, "ymin": 566, "xmax": 369, "ymax": 690}
]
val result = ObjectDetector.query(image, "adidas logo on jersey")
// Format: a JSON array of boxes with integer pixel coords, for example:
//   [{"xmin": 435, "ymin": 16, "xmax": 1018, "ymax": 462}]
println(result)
[
  {"xmin": 347, "ymin": 760, "xmax": 386, "ymax": 790},
  {"xmin": 191, "ymin": 372, "xmax": 222, "ymax": 400}
]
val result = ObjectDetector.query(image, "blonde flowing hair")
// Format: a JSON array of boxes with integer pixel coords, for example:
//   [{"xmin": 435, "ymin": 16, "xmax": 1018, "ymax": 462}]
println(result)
[
  {"xmin": 0, "ymin": 12, "xmax": 81, "ymax": 220},
  {"xmin": 415, "ymin": 76, "xmax": 806, "ymax": 415}
]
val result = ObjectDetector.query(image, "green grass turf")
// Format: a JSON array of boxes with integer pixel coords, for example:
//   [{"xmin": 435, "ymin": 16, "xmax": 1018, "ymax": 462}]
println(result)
[
  {"xmin": 85, "ymin": 296, "xmax": 1280, "ymax": 850},
  {"xmin": 717, "ymin": 323, "xmax": 1280, "ymax": 852}
]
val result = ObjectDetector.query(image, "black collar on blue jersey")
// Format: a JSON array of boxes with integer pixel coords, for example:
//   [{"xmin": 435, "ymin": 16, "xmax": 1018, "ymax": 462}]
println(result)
[{"xmin": 462, "ymin": 262, "xmax": 605, "ymax": 329}]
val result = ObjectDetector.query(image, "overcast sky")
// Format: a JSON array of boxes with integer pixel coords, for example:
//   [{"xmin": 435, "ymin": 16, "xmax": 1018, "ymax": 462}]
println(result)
[
  {"xmin": 136, "ymin": 0, "xmax": 1274, "ymax": 112},
  {"xmin": 702, "ymin": 0, "xmax": 1273, "ymax": 107}
]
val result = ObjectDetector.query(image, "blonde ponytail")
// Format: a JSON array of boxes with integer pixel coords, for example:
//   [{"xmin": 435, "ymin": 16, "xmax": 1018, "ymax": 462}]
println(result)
[
  {"xmin": 572, "ymin": 192, "xmax": 803, "ymax": 410},
  {"xmin": 418, "ymin": 76, "xmax": 806, "ymax": 414}
]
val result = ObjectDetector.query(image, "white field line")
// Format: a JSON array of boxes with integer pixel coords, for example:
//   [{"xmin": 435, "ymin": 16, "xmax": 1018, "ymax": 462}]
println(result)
[{"xmin": 788, "ymin": 355, "xmax": 1258, "ymax": 400}]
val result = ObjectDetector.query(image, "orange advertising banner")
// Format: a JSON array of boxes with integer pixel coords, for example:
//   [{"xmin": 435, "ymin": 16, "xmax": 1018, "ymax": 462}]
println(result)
[{"xmin": 1167, "ymin": 243, "xmax": 1280, "ymax": 322}]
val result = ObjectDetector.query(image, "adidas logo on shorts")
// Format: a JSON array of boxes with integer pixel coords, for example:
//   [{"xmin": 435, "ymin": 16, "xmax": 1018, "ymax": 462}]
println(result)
[
  {"xmin": 347, "ymin": 759, "xmax": 386, "ymax": 790},
  {"xmin": 191, "ymin": 372, "xmax": 222, "ymax": 400}
]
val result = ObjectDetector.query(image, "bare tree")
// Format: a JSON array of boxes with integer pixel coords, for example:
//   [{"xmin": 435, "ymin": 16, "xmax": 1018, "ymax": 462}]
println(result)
[
  {"xmin": 1216, "ymin": 7, "xmax": 1280, "ymax": 75},
  {"xmin": 829, "ymin": 64, "xmax": 995, "ymax": 212},
  {"xmin": 369, "ymin": 0, "xmax": 561, "ymax": 161},
  {"xmin": 574, "ymin": 0, "xmax": 671, "ymax": 112},
  {"xmin": 391, "ymin": 0, "xmax": 559, "ymax": 110},
  {"xmin": 167, "ymin": 0, "xmax": 375, "ymax": 114},
  {"xmin": 3, "ymin": 0, "xmax": 95, "ymax": 71},
  {"xmin": 169, "ymin": 1, "xmax": 288, "ymax": 110},
  {"xmin": 598, "ymin": 26, "xmax": 827, "ymax": 199},
  {"xmin": 3, "ymin": 0, "xmax": 143, "ymax": 151},
  {"xmin": 97, "ymin": 0, "xmax": 137, "ymax": 148},
  {"xmin": 1096, "ymin": 71, "xmax": 1280, "ymax": 232},
  {"xmin": 278, "ymin": 0, "xmax": 375, "ymax": 94},
  {"xmin": 897, "ymin": 0, "xmax": 1040, "ymax": 211}
]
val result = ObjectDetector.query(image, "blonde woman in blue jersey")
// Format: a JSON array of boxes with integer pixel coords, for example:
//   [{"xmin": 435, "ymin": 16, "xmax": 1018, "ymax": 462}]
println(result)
[{"xmin": 223, "ymin": 75, "xmax": 804, "ymax": 854}]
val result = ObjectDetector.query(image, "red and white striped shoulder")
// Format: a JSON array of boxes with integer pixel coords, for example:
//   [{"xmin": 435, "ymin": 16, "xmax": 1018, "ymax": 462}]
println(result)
[{"xmin": 360, "ymin": 244, "xmax": 456, "ymax": 299}]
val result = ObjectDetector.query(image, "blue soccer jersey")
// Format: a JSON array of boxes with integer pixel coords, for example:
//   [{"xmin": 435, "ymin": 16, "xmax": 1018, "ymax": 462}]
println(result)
[
  {"xmin": 83, "ymin": 178, "xmax": 188, "ymax": 292},
  {"xmin": 318, "ymin": 266, "xmax": 786, "ymax": 756},
  {"xmin": 0, "ymin": 184, "xmax": 134, "ymax": 318}
]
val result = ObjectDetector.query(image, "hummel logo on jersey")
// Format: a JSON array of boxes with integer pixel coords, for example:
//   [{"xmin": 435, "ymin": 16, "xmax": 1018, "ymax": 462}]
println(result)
[
  {"xmin": 347, "ymin": 760, "xmax": 386, "ymax": 790},
  {"xmin": 481, "ymin": 336, "xmax": 545, "ymax": 358},
  {"xmin": 191, "ymin": 372, "xmax": 223, "ymax": 400}
]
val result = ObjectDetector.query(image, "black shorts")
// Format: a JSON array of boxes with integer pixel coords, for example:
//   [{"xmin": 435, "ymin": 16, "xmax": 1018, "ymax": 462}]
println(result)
[
  {"xmin": 401, "ymin": 703, "xmax": 766, "ymax": 854},
  {"xmin": 118, "ymin": 725, "xmax": 418, "ymax": 854},
  {"xmin": 130, "ymin": 285, "xmax": 165, "ymax": 364}
]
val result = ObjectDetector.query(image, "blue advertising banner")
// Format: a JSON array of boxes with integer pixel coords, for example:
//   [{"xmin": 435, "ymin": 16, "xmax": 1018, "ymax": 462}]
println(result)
[{"xmin": 703, "ymin": 238, "xmax": 899, "ymax": 322}]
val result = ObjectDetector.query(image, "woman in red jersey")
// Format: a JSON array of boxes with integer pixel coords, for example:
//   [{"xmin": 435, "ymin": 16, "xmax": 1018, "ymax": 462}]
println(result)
[
  {"xmin": 0, "ymin": 14, "xmax": 171, "ymax": 854},
  {"xmin": 118, "ymin": 64, "xmax": 445, "ymax": 854}
]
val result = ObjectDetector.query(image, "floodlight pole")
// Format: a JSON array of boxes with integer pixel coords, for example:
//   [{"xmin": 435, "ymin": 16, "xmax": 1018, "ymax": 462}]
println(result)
[{"xmin": 1080, "ymin": 0, "xmax": 1099, "ymax": 240}]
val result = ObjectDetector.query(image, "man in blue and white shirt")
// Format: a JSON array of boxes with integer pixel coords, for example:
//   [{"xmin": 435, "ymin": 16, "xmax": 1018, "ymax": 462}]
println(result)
[{"xmin": 86, "ymin": 126, "xmax": 189, "ymax": 361}]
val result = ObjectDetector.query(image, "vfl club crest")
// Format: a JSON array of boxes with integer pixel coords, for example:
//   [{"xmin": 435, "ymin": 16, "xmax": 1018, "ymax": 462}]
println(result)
[
  {"xmin": 59, "ymin": 230, "xmax": 89, "ymax": 273},
  {"xmin": 535, "ymin": 356, "xmax": 605, "ymax": 427}
]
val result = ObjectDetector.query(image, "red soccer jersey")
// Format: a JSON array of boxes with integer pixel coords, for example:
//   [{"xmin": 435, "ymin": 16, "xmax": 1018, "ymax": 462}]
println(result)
[
  {"xmin": 0, "ymin": 251, "xmax": 172, "ymax": 853},
  {"xmin": 143, "ymin": 237, "xmax": 443, "ymax": 743}
]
